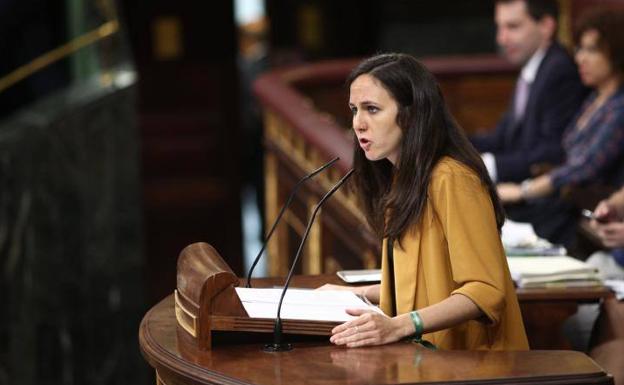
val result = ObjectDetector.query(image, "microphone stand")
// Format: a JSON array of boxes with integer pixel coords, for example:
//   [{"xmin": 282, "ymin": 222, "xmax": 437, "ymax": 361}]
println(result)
[
  {"xmin": 263, "ymin": 169, "xmax": 354, "ymax": 352},
  {"xmin": 245, "ymin": 157, "xmax": 339, "ymax": 288}
]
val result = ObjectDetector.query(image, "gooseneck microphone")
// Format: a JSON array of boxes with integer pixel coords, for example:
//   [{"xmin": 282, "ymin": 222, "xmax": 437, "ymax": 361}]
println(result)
[
  {"xmin": 245, "ymin": 157, "xmax": 340, "ymax": 288},
  {"xmin": 263, "ymin": 168, "xmax": 354, "ymax": 352}
]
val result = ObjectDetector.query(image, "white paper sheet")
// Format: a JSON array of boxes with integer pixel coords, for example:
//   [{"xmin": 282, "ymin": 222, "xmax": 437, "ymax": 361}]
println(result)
[
  {"xmin": 605, "ymin": 280, "xmax": 624, "ymax": 300},
  {"xmin": 235, "ymin": 288, "xmax": 382, "ymax": 322},
  {"xmin": 507, "ymin": 256, "xmax": 597, "ymax": 278},
  {"xmin": 336, "ymin": 269, "xmax": 381, "ymax": 283},
  {"xmin": 501, "ymin": 220, "xmax": 541, "ymax": 248}
]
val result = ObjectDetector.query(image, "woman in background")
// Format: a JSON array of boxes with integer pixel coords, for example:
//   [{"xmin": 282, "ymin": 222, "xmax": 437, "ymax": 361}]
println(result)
[
  {"xmin": 497, "ymin": 9, "xmax": 624, "ymax": 208},
  {"xmin": 322, "ymin": 53, "xmax": 528, "ymax": 350}
]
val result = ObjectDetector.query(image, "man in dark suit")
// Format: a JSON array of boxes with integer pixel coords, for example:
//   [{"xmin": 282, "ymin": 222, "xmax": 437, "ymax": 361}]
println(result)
[{"xmin": 471, "ymin": 0, "xmax": 588, "ymax": 248}]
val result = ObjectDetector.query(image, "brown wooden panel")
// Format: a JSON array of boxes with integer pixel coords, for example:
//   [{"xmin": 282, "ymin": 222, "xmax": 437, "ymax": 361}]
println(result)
[
  {"xmin": 439, "ymin": 74, "xmax": 514, "ymax": 134},
  {"xmin": 120, "ymin": 0, "xmax": 243, "ymax": 306}
]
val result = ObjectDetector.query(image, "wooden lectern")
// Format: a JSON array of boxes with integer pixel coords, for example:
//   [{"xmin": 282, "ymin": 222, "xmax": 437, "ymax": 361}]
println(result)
[
  {"xmin": 173, "ymin": 242, "xmax": 612, "ymax": 351},
  {"xmin": 173, "ymin": 242, "xmax": 339, "ymax": 350},
  {"xmin": 141, "ymin": 285, "xmax": 615, "ymax": 385},
  {"xmin": 139, "ymin": 242, "xmax": 615, "ymax": 385}
]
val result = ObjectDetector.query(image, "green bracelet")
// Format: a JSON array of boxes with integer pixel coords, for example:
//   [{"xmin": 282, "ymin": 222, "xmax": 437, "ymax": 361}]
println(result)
[
  {"xmin": 409, "ymin": 311, "xmax": 437, "ymax": 350},
  {"xmin": 409, "ymin": 311, "xmax": 424, "ymax": 339}
]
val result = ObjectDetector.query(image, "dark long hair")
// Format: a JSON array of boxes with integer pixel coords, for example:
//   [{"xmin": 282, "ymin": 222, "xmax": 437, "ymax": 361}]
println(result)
[
  {"xmin": 574, "ymin": 7, "xmax": 624, "ymax": 76},
  {"xmin": 348, "ymin": 53, "xmax": 505, "ymax": 242}
]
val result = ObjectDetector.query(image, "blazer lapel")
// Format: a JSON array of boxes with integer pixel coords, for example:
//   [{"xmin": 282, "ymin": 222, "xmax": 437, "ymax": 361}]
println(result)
[
  {"xmin": 393, "ymin": 227, "xmax": 421, "ymax": 315},
  {"xmin": 524, "ymin": 43, "xmax": 558, "ymax": 121},
  {"xmin": 505, "ymin": 43, "xmax": 557, "ymax": 147},
  {"xmin": 379, "ymin": 237, "xmax": 393, "ymax": 316}
]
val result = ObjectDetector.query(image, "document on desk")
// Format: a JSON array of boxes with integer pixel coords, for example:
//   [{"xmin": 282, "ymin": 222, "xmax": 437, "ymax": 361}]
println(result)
[
  {"xmin": 507, "ymin": 256, "xmax": 601, "ymax": 288},
  {"xmin": 235, "ymin": 288, "xmax": 382, "ymax": 322}
]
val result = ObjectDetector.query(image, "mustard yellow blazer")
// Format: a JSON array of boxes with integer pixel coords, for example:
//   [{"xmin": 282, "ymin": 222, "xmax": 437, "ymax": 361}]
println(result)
[{"xmin": 379, "ymin": 157, "xmax": 529, "ymax": 350}]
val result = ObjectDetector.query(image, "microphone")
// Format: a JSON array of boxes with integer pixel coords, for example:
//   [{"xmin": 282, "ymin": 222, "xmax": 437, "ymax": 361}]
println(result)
[
  {"xmin": 263, "ymin": 168, "xmax": 354, "ymax": 352},
  {"xmin": 245, "ymin": 157, "xmax": 340, "ymax": 288}
]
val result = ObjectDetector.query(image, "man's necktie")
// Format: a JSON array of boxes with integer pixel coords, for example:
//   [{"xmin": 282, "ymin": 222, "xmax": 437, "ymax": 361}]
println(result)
[{"xmin": 513, "ymin": 77, "xmax": 530, "ymax": 122}]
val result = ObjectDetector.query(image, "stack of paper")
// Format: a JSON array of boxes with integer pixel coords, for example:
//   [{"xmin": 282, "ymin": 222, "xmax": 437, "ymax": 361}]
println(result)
[
  {"xmin": 507, "ymin": 256, "xmax": 602, "ymax": 288},
  {"xmin": 235, "ymin": 288, "xmax": 382, "ymax": 322}
]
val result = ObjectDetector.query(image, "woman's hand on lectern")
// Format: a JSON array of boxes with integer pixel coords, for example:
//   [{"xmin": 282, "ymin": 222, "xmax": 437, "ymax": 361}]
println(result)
[{"xmin": 330, "ymin": 309, "xmax": 414, "ymax": 348}]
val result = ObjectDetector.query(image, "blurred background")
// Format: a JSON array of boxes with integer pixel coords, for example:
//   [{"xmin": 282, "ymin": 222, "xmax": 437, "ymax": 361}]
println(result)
[{"xmin": 0, "ymin": 0, "xmax": 606, "ymax": 384}]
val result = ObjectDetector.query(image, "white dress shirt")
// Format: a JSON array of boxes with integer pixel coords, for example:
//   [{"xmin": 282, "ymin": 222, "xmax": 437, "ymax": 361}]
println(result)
[{"xmin": 482, "ymin": 46, "xmax": 548, "ymax": 182}]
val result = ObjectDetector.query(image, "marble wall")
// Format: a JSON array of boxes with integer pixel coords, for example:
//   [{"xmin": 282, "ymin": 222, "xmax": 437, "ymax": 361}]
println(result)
[{"xmin": 0, "ymin": 78, "xmax": 146, "ymax": 385}]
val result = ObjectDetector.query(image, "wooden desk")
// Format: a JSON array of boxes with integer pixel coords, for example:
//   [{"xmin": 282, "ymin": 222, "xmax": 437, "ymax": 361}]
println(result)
[
  {"xmin": 517, "ymin": 286, "xmax": 612, "ymax": 350},
  {"xmin": 139, "ymin": 275, "xmax": 614, "ymax": 385},
  {"xmin": 242, "ymin": 274, "xmax": 613, "ymax": 350},
  {"xmin": 140, "ymin": 296, "xmax": 613, "ymax": 385}
]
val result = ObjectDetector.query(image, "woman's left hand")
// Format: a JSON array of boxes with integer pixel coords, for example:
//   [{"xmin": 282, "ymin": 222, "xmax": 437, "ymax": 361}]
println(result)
[
  {"xmin": 330, "ymin": 309, "xmax": 409, "ymax": 347},
  {"xmin": 497, "ymin": 183, "xmax": 523, "ymax": 203}
]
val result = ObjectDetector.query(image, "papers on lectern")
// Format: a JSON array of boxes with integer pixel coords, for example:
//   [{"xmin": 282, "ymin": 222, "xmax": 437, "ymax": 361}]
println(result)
[{"xmin": 235, "ymin": 288, "xmax": 382, "ymax": 322}]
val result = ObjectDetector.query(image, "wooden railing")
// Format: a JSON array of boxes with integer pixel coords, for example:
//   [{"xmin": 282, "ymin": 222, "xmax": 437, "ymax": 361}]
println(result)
[{"xmin": 254, "ymin": 55, "xmax": 516, "ymax": 276}]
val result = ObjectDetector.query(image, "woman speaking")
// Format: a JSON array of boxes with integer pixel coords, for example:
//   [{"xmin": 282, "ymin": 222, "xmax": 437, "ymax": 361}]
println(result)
[{"xmin": 323, "ymin": 53, "xmax": 528, "ymax": 350}]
